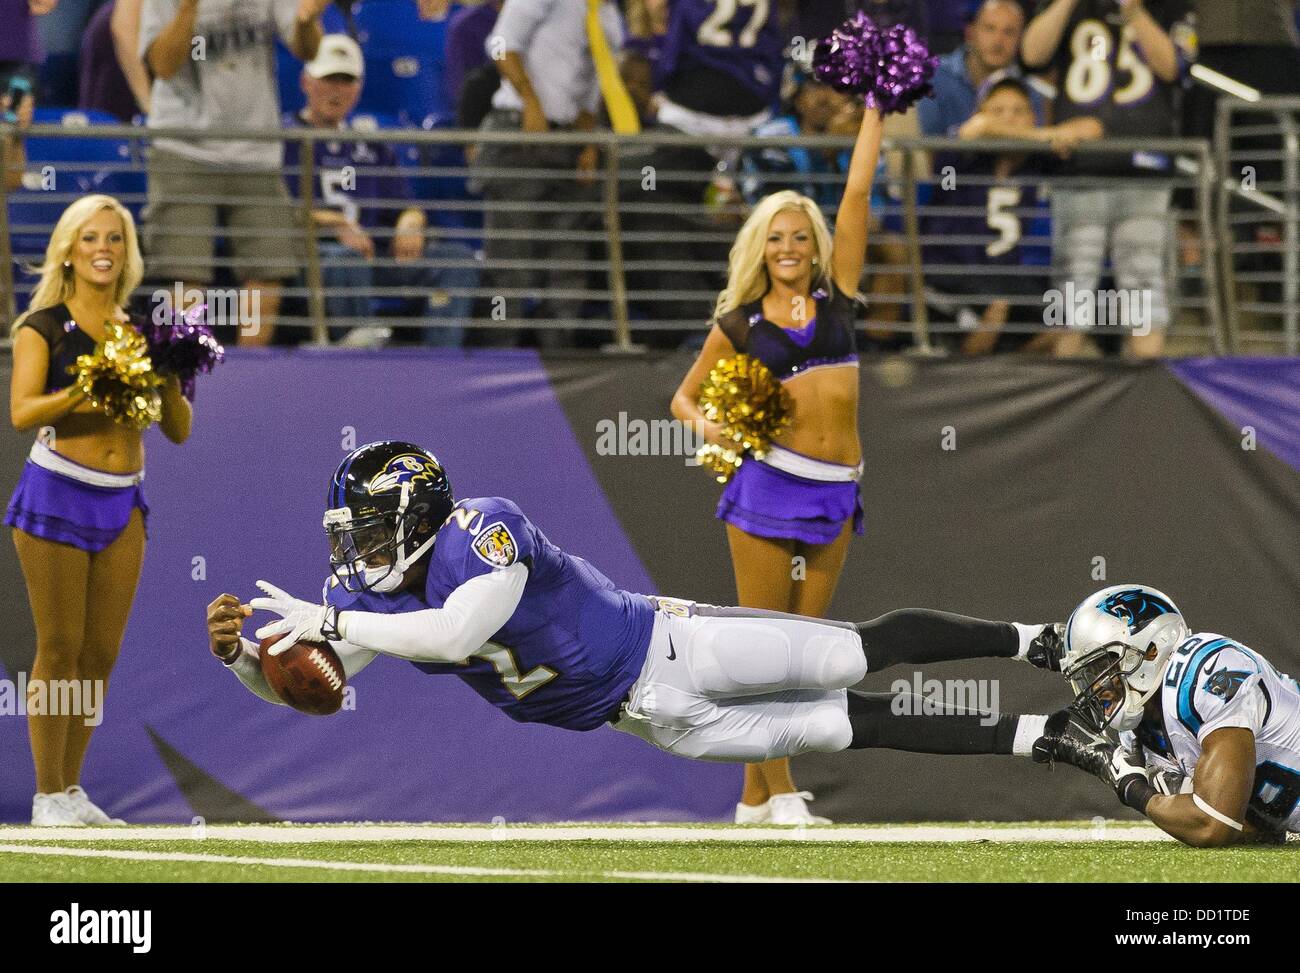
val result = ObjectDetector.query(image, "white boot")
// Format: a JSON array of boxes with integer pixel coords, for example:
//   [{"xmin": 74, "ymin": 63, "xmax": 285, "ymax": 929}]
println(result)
[
  {"xmin": 734, "ymin": 799, "xmax": 772, "ymax": 824},
  {"xmin": 767, "ymin": 791, "xmax": 831, "ymax": 826},
  {"xmin": 31, "ymin": 792, "xmax": 88, "ymax": 827},
  {"xmin": 64, "ymin": 785, "xmax": 126, "ymax": 826}
]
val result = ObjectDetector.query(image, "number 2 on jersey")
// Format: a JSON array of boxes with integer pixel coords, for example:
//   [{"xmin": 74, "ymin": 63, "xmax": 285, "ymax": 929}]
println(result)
[
  {"xmin": 697, "ymin": 0, "xmax": 769, "ymax": 48},
  {"xmin": 475, "ymin": 644, "xmax": 558, "ymax": 700}
]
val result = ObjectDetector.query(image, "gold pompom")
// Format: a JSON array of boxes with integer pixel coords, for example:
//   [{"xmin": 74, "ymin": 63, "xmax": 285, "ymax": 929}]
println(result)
[
  {"xmin": 695, "ymin": 354, "xmax": 792, "ymax": 483},
  {"xmin": 72, "ymin": 322, "xmax": 164, "ymax": 430}
]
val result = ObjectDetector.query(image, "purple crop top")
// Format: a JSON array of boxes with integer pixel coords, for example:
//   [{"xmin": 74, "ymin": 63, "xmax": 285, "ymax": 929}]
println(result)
[{"xmin": 715, "ymin": 282, "xmax": 859, "ymax": 380}]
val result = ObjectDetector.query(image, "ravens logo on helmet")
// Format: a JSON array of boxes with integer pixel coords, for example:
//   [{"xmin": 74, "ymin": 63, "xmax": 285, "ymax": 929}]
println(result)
[{"xmin": 324, "ymin": 441, "xmax": 455, "ymax": 593}]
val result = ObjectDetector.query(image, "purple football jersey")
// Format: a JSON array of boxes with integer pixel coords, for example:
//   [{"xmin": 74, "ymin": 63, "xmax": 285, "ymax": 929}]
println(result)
[
  {"xmin": 281, "ymin": 112, "xmax": 415, "ymax": 237},
  {"xmin": 327, "ymin": 497, "xmax": 654, "ymax": 732},
  {"xmin": 658, "ymin": 0, "xmax": 785, "ymax": 110},
  {"xmin": 1034, "ymin": 0, "xmax": 1193, "ymax": 173}
]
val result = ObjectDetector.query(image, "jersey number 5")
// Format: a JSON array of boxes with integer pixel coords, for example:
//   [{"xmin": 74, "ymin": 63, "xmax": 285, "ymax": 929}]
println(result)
[{"xmin": 985, "ymin": 187, "xmax": 1023, "ymax": 258}]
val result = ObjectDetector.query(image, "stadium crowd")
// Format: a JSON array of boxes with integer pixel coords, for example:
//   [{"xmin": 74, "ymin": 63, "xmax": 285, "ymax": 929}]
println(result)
[{"xmin": 3, "ymin": 0, "xmax": 1300, "ymax": 354}]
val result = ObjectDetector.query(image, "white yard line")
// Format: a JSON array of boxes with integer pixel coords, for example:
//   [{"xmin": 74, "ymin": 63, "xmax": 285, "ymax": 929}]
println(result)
[
  {"xmin": 0, "ymin": 823, "xmax": 1172, "ymax": 843},
  {"xmin": 0, "ymin": 843, "xmax": 846, "ymax": 883}
]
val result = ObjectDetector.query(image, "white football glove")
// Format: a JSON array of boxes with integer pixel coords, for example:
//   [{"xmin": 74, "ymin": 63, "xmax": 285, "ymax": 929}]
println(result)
[
  {"xmin": 249, "ymin": 580, "xmax": 341, "ymax": 653},
  {"xmin": 1103, "ymin": 746, "xmax": 1158, "ymax": 813},
  {"xmin": 1148, "ymin": 764, "xmax": 1189, "ymax": 796},
  {"xmin": 1106, "ymin": 747, "xmax": 1147, "ymax": 788}
]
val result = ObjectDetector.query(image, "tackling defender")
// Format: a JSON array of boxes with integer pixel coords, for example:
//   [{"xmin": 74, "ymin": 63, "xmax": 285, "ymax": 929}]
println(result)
[
  {"xmin": 1035, "ymin": 586, "xmax": 1300, "ymax": 846},
  {"xmin": 207, "ymin": 441, "xmax": 1066, "ymax": 772}
]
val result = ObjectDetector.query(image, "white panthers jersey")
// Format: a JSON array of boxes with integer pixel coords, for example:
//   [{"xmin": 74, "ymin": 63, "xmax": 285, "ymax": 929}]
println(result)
[{"xmin": 1133, "ymin": 633, "xmax": 1300, "ymax": 833}]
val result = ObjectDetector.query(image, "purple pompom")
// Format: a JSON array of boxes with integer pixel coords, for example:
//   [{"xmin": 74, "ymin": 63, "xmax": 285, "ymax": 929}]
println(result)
[
  {"xmin": 812, "ymin": 11, "xmax": 938, "ymax": 115},
  {"xmin": 140, "ymin": 303, "xmax": 225, "ymax": 401}
]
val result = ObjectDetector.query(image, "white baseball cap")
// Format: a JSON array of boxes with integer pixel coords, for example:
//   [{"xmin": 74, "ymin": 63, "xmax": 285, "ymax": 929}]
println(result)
[{"xmin": 305, "ymin": 35, "xmax": 365, "ymax": 80}]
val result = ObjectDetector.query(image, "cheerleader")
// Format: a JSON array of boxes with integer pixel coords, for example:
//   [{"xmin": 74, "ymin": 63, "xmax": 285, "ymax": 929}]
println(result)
[
  {"xmin": 671, "ymin": 106, "xmax": 884, "ymax": 824},
  {"xmin": 8, "ymin": 194, "xmax": 192, "ymax": 825}
]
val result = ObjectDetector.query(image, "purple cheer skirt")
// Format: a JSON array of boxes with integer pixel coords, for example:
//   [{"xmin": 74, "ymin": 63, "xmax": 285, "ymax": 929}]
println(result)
[
  {"xmin": 5, "ymin": 459, "xmax": 148, "ymax": 552},
  {"xmin": 716, "ymin": 455, "xmax": 864, "ymax": 545}
]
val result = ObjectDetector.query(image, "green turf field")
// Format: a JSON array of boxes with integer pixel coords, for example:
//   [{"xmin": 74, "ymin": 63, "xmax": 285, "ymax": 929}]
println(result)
[{"xmin": 0, "ymin": 823, "xmax": 1295, "ymax": 882}]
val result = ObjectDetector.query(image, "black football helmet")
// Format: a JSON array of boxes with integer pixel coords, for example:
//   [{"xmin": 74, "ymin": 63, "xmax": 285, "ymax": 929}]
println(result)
[{"xmin": 324, "ymin": 441, "xmax": 454, "ymax": 593}]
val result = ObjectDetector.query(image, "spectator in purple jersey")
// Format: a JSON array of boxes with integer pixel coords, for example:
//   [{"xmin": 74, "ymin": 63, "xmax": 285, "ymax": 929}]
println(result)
[
  {"xmin": 924, "ymin": 77, "xmax": 1100, "ymax": 353},
  {"xmin": 283, "ymin": 35, "xmax": 478, "ymax": 347},
  {"xmin": 917, "ymin": 0, "xmax": 1043, "ymax": 136},
  {"xmin": 619, "ymin": 0, "xmax": 787, "ymax": 336},
  {"xmin": 0, "ymin": 0, "xmax": 52, "ymax": 89},
  {"xmin": 78, "ymin": 2, "xmax": 141, "ymax": 122},
  {"xmin": 656, "ymin": 0, "xmax": 783, "ymax": 129},
  {"xmin": 1022, "ymin": 0, "xmax": 1194, "ymax": 358},
  {"xmin": 445, "ymin": 0, "xmax": 501, "ymax": 110}
]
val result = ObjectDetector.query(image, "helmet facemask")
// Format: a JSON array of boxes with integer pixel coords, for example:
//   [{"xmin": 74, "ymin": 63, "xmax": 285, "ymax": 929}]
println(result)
[
  {"xmin": 1065, "ymin": 641, "xmax": 1162, "ymax": 732},
  {"xmin": 325, "ymin": 483, "xmax": 435, "ymax": 594}
]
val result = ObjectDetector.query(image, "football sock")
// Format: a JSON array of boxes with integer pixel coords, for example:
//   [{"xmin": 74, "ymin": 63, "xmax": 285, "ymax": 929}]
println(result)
[
  {"xmin": 1011, "ymin": 714, "xmax": 1049, "ymax": 756},
  {"xmin": 1012, "ymin": 622, "xmax": 1047, "ymax": 661},
  {"xmin": 845, "ymin": 691, "xmax": 1018, "ymax": 754},
  {"xmin": 855, "ymin": 608, "xmax": 1018, "ymax": 672}
]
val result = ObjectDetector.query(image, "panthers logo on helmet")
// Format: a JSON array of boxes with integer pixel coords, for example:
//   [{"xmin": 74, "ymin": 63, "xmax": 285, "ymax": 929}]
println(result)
[
  {"xmin": 365, "ymin": 453, "xmax": 443, "ymax": 495},
  {"xmin": 1098, "ymin": 589, "xmax": 1177, "ymax": 634},
  {"xmin": 473, "ymin": 521, "xmax": 518, "ymax": 568},
  {"xmin": 1204, "ymin": 667, "xmax": 1251, "ymax": 702}
]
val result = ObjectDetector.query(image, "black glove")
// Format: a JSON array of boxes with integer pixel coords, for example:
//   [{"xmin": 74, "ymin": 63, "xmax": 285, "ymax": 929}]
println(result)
[{"xmin": 1033, "ymin": 709, "xmax": 1156, "ymax": 814}]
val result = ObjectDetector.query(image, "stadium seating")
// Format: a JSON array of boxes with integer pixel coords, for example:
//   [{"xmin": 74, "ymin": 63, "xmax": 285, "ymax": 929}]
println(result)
[
  {"xmin": 410, "ymin": 112, "xmax": 480, "ymax": 240},
  {"xmin": 319, "ymin": 1, "xmax": 457, "ymax": 126}
]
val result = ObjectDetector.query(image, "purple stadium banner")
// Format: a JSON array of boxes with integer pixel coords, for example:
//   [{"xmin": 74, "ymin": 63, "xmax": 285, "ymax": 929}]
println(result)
[{"xmin": 1168, "ymin": 358, "xmax": 1300, "ymax": 474}]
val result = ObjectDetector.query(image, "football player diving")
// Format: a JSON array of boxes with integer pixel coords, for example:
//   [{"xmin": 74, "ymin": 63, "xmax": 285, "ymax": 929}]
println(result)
[
  {"xmin": 1032, "ymin": 586, "xmax": 1300, "ymax": 847},
  {"xmin": 207, "ymin": 441, "xmax": 1075, "ymax": 773}
]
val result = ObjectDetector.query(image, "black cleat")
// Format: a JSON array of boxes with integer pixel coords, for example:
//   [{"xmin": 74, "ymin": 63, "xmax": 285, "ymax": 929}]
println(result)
[
  {"xmin": 1032, "ymin": 708, "xmax": 1114, "ymax": 776},
  {"xmin": 1025, "ymin": 623, "xmax": 1066, "ymax": 672}
]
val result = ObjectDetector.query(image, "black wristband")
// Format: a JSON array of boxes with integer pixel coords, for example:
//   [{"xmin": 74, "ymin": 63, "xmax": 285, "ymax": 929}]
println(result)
[
  {"xmin": 214, "ymin": 641, "xmax": 242, "ymax": 666},
  {"xmin": 1117, "ymin": 775, "xmax": 1157, "ymax": 815}
]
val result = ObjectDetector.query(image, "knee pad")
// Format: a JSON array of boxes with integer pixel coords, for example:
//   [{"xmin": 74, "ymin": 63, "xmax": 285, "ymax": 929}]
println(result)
[
  {"xmin": 801, "ymin": 701, "xmax": 853, "ymax": 754},
  {"xmin": 811, "ymin": 630, "xmax": 868, "ymax": 688},
  {"xmin": 689, "ymin": 622, "xmax": 792, "ymax": 693}
]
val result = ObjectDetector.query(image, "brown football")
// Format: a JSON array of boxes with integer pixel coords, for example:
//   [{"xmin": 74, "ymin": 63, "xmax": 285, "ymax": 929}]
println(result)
[{"xmin": 258, "ymin": 632, "xmax": 346, "ymax": 716}]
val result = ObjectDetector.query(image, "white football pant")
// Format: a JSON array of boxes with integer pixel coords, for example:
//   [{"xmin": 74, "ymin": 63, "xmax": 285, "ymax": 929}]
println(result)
[{"xmin": 609, "ymin": 600, "xmax": 866, "ymax": 762}]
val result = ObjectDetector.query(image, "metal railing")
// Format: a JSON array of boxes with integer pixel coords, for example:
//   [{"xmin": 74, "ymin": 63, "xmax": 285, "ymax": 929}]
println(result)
[
  {"xmin": 0, "ymin": 121, "xmax": 1245, "ymax": 354},
  {"xmin": 1214, "ymin": 95, "xmax": 1300, "ymax": 355}
]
